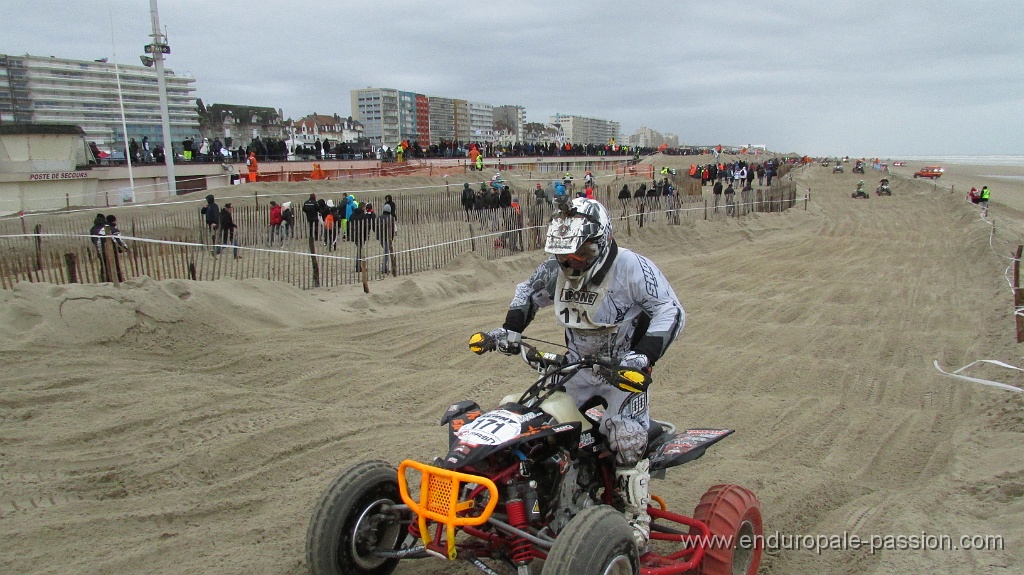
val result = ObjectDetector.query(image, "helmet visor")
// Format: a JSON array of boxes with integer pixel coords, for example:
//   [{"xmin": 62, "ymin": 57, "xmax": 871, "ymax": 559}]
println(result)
[{"xmin": 555, "ymin": 240, "xmax": 599, "ymax": 271}]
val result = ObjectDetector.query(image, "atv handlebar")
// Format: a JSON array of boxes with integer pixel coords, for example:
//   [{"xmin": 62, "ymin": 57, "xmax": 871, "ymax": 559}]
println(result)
[{"xmin": 467, "ymin": 331, "xmax": 650, "ymax": 395}]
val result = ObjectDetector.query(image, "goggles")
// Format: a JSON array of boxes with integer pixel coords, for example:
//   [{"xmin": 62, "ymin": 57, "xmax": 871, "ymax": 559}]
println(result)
[{"xmin": 555, "ymin": 240, "xmax": 599, "ymax": 271}]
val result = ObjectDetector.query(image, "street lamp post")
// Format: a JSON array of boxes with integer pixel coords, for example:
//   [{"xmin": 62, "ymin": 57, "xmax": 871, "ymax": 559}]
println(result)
[{"xmin": 145, "ymin": 0, "xmax": 176, "ymax": 195}]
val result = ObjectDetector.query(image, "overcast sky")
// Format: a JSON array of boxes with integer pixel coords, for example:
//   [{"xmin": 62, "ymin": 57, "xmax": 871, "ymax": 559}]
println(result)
[{"xmin": 4, "ymin": 0, "xmax": 1023, "ymax": 157}]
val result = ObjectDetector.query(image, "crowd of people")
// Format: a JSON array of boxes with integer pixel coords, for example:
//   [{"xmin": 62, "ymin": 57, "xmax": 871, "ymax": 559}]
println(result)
[
  {"xmin": 687, "ymin": 158, "xmax": 780, "ymax": 188},
  {"xmin": 293, "ymin": 193, "xmax": 398, "ymax": 272},
  {"xmin": 86, "ymin": 155, "xmax": 789, "ymax": 281}
]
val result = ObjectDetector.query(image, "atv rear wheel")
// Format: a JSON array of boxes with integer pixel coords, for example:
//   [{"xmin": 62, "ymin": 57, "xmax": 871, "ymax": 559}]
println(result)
[
  {"xmin": 694, "ymin": 484, "xmax": 762, "ymax": 575},
  {"xmin": 541, "ymin": 506, "xmax": 638, "ymax": 575},
  {"xmin": 306, "ymin": 460, "xmax": 406, "ymax": 575}
]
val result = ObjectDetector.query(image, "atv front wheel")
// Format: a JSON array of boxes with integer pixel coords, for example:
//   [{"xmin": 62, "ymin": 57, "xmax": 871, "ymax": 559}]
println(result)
[
  {"xmin": 306, "ymin": 460, "xmax": 406, "ymax": 575},
  {"xmin": 542, "ymin": 506, "xmax": 638, "ymax": 575},
  {"xmin": 694, "ymin": 484, "xmax": 763, "ymax": 575}
]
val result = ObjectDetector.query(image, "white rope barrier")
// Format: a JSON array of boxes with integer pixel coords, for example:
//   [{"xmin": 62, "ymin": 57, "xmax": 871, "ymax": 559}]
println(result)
[
  {"xmin": 934, "ymin": 186, "xmax": 1024, "ymax": 392},
  {"xmin": 0, "ymin": 194, "xmax": 803, "ymax": 266},
  {"xmin": 933, "ymin": 360, "xmax": 1024, "ymax": 393}
]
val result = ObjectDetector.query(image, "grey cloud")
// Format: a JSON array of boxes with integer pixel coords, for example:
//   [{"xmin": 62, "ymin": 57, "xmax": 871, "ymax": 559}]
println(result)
[{"xmin": 2, "ymin": 0, "xmax": 1022, "ymax": 156}]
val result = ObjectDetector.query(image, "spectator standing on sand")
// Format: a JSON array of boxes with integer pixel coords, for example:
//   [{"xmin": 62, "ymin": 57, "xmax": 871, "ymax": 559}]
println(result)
[
  {"xmin": 634, "ymin": 183, "xmax": 647, "ymax": 226},
  {"xmin": 384, "ymin": 194, "xmax": 397, "ymax": 221},
  {"xmin": 712, "ymin": 181, "xmax": 723, "ymax": 213},
  {"xmin": 218, "ymin": 203, "xmax": 240, "ymax": 258},
  {"xmin": 89, "ymin": 213, "xmax": 113, "ymax": 281},
  {"xmin": 349, "ymin": 203, "xmax": 375, "ymax": 272},
  {"xmin": 268, "ymin": 201, "xmax": 283, "ymax": 246},
  {"xmin": 281, "ymin": 201, "xmax": 295, "ymax": 239},
  {"xmin": 462, "ymin": 183, "xmax": 476, "ymax": 221},
  {"xmin": 105, "ymin": 214, "xmax": 128, "ymax": 281},
  {"xmin": 89, "ymin": 213, "xmax": 107, "ymax": 258},
  {"xmin": 377, "ymin": 202, "xmax": 396, "ymax": 273},
  {"xmin": 646, "ymin": 182, "xmax": 660, "ymax": 223},
  {"xmin": 725, "ymin": 183, "xmax": 736, "ymax": 216},
  {"xmin": 618, "ymin": 184, "xmax": 632, "ymax": 214},
  {"xmin": 302, "ymin": 194, "xmax": 319, "ymax": 240},
  {"xmin": 979, "ymin": 186, "xmax": 991, "ymax": 217},
  {"xmin": 203, "ymin": 194, "xmax": 220, "ymax": 251}
]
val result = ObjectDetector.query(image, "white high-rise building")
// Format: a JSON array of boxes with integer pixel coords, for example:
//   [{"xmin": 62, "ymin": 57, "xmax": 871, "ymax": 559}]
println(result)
[
  {"xmin": 550, "ymin": 114, "xmax": 620, "ymax": 145},
  {"xmin": 351, "ymin": 87, "xmax": 400, "ymax": 149},
  {"xmin": 0, "ymin": 53, "xmax": 198, "ymax": 153}
]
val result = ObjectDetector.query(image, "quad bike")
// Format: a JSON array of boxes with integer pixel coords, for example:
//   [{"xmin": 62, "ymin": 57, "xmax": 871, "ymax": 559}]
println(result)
[
  {"xmin": 832, "ymin": 164, "xmax": 844, "ymax": 173},
  {"xmin": 306, "ymin": 334, "xmax": 763, "ymax": 575},
  {"xmin": 876, "ymin": 180, "xmax": 892, "ymax": 196},
  {"xmin": 852, "ymin": 187, "xmax": 869, "ymax": 199},
  {"xmin": 852, "ymin": 161, "xmax": 865, "ymax": 174}
]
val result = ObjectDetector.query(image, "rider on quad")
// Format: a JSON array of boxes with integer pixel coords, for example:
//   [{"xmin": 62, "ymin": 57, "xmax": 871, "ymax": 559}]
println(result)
[
  {"xmin": 852, "ymin": 180, "xmax": 868, "ymax": 198},
  {"xmin": 490, "ymin": 171, "xmax": 505, "ymax": 191},
  {"xmin": 485, "ymin": 197, "xmax": 685, "ymax": 547}
]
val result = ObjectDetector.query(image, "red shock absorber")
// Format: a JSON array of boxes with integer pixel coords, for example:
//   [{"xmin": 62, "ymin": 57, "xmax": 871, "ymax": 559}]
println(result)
[
  {"xmin": 505, "ymin": 499, "xmax": 532, "ymax": 565},
  {"xmin": 408, "ymin": 521, "xmax": 421, "ymax": 539}
]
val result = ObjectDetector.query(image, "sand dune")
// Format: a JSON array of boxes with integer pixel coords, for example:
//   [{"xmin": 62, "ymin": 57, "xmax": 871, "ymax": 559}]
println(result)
[{"xmin": 2, "ymin": 160, "xmax": 1023, "ymax": 575}]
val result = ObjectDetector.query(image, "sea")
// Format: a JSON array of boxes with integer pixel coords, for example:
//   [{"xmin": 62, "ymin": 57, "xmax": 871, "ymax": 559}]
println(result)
[{"xmin": 897, "ymin": 155, "xmax": 1024, "ymax": 167}]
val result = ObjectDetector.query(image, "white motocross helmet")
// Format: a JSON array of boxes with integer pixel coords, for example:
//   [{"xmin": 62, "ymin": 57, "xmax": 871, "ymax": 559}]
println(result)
[{"xmin": 545, "ymin": 198, "xmax": 613, "ymax": 285}]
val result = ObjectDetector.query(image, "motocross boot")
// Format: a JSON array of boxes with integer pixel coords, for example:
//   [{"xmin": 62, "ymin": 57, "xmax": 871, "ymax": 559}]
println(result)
[{"xmin": 616, "ymin": 458, "xmax": 652, "ymax": 548}]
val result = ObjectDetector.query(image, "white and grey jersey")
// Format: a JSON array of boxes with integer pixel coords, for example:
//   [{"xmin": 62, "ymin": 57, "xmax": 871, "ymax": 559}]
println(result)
[{"xmin": 503, "ymin": 242, "xmax": 684, "ymax": 364}]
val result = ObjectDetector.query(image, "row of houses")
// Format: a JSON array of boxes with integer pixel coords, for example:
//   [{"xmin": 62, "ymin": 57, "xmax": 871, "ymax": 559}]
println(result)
[{"xmin": 0, "ymin": 52, "xmax": 677, "ymax": 156}]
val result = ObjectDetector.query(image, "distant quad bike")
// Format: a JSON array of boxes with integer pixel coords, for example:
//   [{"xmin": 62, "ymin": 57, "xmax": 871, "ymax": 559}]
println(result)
[
  {"xmin": 851, "ymin": 183, "xmax": 868, "ymax": 201},
  {"xmin": 306, "ymin": 334, "xmax": 763, "ymax": 575},
  {"xmin": 852, "ymin": 161, "xmax": 865, "ymax": 174},
  {"xmin": 876, "ymin": 179, "xmax": 892, "ymax": 196},
  {"xmin": 832, "ymin": 163, "xmax": 844, "ymax": 173}
]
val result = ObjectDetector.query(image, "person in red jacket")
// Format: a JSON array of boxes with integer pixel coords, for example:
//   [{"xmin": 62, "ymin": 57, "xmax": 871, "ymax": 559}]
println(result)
[
  {"xmin": 268, "ymin": 200, "xmax": 283, "ymax": 246},
  {"xmin": 246, "ymin": 151, "xmax": 259, "ymax": 183}
]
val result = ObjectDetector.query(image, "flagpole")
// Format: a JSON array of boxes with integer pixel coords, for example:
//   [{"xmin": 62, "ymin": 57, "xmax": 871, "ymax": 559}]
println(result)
[
  {"xmin": 109, "ymin": 6, "xmax": 135, "ymax": 201},
  {"xmin": 148, "ymin": 0, "xmax": 177, "ymax": 195}
]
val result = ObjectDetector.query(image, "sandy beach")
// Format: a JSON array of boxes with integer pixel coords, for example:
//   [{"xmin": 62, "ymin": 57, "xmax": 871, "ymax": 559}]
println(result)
[{"xmin": 2, "ymin": 155, "xmax": 1024, "ymax": 575}]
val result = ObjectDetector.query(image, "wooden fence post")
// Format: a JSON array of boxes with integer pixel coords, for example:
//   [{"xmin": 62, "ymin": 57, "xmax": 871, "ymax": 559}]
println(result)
[
  {"xmin": 1015, "ymin": 245, "xmax": 1023, "ymax": 343},
  {"xmin": 64, "ymin": 253, "xmax": 78, "ymax": 283},
  {"xmin": 308, "ymin": 232, "xmax": 320, "ymax": 288},
  {"xmin": 102, "ymin": 225, "xmax": 119, "ymax": 287},
  {"xmin": 33, "ymin": 223, "xmax": 42, "ymax": 271}
]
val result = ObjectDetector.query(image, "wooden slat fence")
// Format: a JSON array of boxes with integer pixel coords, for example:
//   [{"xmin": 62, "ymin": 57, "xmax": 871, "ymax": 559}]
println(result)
[{"xmin": 0, "ymin": 179, "xmax": 800, "ymax": 290}]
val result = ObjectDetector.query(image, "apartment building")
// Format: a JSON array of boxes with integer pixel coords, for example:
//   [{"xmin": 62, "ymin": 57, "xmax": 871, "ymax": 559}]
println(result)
[
  {"xmin": 493, "ymin": 105, "xmax": 526, "ymax": 144},
  {"xmin": 0, "ymin": 53, "xmax": 198, "ymax": 152},
  {"xmin": 549, "ymin": 113, "xmax": 620, "ymax": 145},
  {"xmin": 353, "ymin": 87, "xmax": 495, "ymax": 149}
]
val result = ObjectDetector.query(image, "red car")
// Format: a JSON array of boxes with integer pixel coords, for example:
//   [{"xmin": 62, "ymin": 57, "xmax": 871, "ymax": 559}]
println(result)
[{"xmin": 913, "ymin": 166, "xmax": 944, "ymax": 179}]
